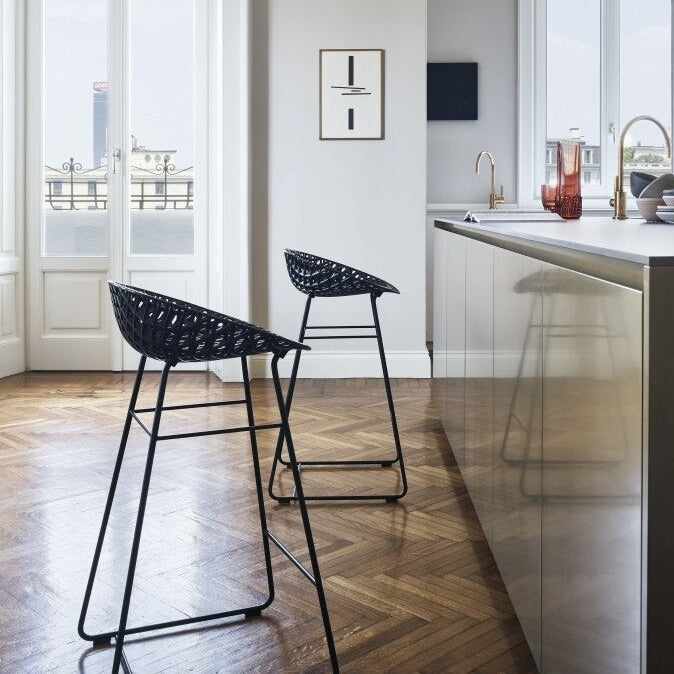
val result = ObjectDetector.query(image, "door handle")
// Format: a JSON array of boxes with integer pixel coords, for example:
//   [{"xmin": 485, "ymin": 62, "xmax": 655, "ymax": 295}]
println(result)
[{"xmin": 112, "ymin": 148, "xmax": 121, "ymax": 174}]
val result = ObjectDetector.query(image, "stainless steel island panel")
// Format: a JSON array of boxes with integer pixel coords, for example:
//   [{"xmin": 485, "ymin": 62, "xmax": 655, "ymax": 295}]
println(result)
[
  {"xmin": 446, "ymin": 233, "xmax": 466, "ymax": 470},
  {"xmin": 465, "ymin": 239, "xmax": 494, "ymax": 544},
  {"xmin": 493, "ymin": 248, "xmax": 543, "ymax": 669},
  {"xmin": 540, "ymin": 264, "xmax": 642, "ymax": 674},
  {"xmin": 432, "ymin": 228, "xmax": 448, "ymax": 433}
]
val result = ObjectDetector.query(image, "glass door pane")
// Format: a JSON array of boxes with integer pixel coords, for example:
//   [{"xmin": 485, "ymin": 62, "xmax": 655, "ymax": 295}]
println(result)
[
  {"xmin": 129, "ymin": 0, "xmax": 195, "ymax": 256},
  {"xmin": 546, "ymin": 0, "xmax": 601, "ymax": 188},
  {"xmin": 43, "ymin": 0, "xmax": 108, "ymax": 256},
  {"xmin": 620, "ymin": 0, "xmax": 672, "ymax": 189}
]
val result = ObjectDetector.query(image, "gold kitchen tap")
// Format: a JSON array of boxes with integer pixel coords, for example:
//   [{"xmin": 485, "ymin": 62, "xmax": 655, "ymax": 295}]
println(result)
[
  {"xmin": 611, "ymin": 115, "xmax": 672, "ymax": 219},
  {"xmin": 475, "ymin": 150, "xmax": 505, "ymax": 209}
]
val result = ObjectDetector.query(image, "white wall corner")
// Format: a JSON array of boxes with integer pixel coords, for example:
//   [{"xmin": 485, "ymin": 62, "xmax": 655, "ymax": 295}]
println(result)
[{"xmin": 209, "ymin": 0, "xmax": 251, "ymax": 383}]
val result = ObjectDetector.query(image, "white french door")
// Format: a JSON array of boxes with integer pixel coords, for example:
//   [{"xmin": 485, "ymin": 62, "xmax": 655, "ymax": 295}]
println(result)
[
  {"xmin": 0, "ymin": 1, "xmax": 24, "ymax": 378},
  {"xmin": 27, "ymin": 0, "xmax": 207, "ymax": 371}
]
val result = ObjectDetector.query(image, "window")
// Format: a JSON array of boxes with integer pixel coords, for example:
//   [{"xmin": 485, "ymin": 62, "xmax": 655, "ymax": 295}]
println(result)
[
  {"xmin": 519, "ymin": 0, "xmax": 673, "ymax": 207},
  {"xmin": 52, "ymin": 180, "xmax": 62, "ymax": 195},
  {"xmin": 155, "ymin": 180, "xmax": 164, "ymax": 195},
  {"xmin": 87, "ymin": 181, "xmax": 96, "ymax": 195}
]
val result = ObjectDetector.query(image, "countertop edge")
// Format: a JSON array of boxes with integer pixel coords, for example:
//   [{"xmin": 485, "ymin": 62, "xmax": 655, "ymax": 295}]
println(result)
[{"xmin": 434, "ymin": 218, "xmax": 646, "ymax": 291}]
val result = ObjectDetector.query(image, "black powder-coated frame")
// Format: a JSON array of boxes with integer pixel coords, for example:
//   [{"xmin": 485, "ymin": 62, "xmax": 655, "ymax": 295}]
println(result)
[
  {"xmin": 79, "ymin": 284, "xmax": 339, "ymax": 673},
  {"xmin": 268, "ymin": 293, "xmax": 408, "ymax": 503}
]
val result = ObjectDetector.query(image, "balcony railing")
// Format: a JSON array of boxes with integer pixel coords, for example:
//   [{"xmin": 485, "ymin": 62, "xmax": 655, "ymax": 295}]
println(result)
[{"xmin": 44, "ymin": 156, "xmax": 194, "ymax": 210}]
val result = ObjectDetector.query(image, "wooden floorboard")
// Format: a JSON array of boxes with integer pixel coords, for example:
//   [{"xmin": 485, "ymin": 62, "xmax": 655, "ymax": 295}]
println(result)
[{"xmin": 0, "ymin": 372, "xmax": 537, "ymax": 672}]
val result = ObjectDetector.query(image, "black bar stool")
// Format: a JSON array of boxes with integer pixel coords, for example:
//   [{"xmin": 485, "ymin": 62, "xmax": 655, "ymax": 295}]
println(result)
[
  {"xmin": 268, "ymin": 249, "xmax": 408, "ymax": 503},
  {"xmin": 78, "ymin": 282, "xmax": 338, "ymax": 673}
]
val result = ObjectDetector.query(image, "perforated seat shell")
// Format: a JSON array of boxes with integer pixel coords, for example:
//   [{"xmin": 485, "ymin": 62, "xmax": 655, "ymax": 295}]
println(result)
[
  {"xmin": 109, "ymin": 282, "xmax": 308, "ymax": 365},
  {"xmin": 284, "ymin": 249, "xmax": 399, "ymax": 298}
]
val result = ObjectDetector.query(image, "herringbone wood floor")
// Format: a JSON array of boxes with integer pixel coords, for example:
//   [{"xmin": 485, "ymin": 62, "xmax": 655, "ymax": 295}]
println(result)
[{"xmin": 0, "ymin": 372, "xmax": 537, "ymax": 673}]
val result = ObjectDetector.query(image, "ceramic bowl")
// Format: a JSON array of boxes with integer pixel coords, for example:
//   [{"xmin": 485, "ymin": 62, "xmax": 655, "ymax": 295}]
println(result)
[
  {"xmin": 656, "ymin": 208, "xmax": 674, "ymax": 224},
  {"xmin": 630, "ymin": 171, "xmax": 656, "ymax": 198},
  {"xmin": 663, "ymin": 195, "xmax": 674, "ymax": 207},
  {"xmin": 636, "ymin": 197, "xmax": 664, "ymax": 221},
  {"xmin": 639, "ymin": 173, "xmax": 674, "ymax": 198}
]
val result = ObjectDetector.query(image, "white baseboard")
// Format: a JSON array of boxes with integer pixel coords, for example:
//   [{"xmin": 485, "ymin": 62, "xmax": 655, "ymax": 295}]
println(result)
[{"xmin": 250, "ymin": 350, "xmax": 431, "ymax": 379}]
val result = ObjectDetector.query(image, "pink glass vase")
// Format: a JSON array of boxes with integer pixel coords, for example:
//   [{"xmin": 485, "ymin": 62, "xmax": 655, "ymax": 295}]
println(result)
[{"xmin": 555, "ymin": 140, "xmax": 582, "ymax": 219}]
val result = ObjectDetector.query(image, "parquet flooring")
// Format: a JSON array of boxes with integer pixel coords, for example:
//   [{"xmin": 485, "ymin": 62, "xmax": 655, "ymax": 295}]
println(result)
[{"xmin": 0, "ymin": 372, "xmax": 537, "ymax": 673}]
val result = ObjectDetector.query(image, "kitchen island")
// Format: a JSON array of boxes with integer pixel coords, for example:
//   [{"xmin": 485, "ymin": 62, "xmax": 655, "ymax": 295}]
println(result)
[{"xmin": 433, "ymin": 216, "xmax": 674, "ymax": 674}]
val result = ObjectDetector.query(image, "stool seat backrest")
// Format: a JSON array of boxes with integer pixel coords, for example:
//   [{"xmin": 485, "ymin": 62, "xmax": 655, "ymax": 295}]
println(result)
[
  {"xmin": 284, "ymin": 249, "xmax": 399, "ymax": 298},
  {"xmin": 109, "ymin": 282, "xmax": 308, "ymax": 365}
]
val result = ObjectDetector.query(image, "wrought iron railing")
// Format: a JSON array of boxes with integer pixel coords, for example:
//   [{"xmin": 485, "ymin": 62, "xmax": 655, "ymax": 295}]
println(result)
[{"xmin": 44, "ymin": 156, "xmax": 194, "ymax": 210}]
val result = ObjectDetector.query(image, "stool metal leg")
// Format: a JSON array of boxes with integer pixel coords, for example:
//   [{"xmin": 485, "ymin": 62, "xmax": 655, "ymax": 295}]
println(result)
[
  {"xmin": 112, "ymin": 361, "xmax": 172, "ymax": 673},
  {"xmin": 269, "ymin": 292, "xmax": 407, "ymax": 502},
  {"xmin": 241, "ymin": 356, "xmax": 275, "ymax": 611},
  {"xmin": 371, "ymin": 293, "xmax": 408, "ymax": 501},
  {"xmin": 270, "ymin": 354, "xmax": 339, "ymax": 673},
  {"xmin": 268, "ymin": 295, "xmax": 312, "ymax": 493},
  {"xmin": 78, "ymin": 356, "xmax": 147, "ymax": 645}
]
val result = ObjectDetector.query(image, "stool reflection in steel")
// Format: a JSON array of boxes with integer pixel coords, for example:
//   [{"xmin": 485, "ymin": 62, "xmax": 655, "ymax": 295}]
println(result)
[
  {"xmin": 78, "ymin": 282, "xmax": 339, "ymax": 673},
  {"xmin": 268, "ymin": 249, "xmax": 408, "ymax": 503}
]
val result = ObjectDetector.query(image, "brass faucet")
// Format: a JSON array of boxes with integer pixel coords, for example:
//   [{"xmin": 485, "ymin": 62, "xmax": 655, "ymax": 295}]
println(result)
[
  {"xmin": 611, "ymin": 115, "xmax": 672, "ymax": 219},
  {"xmin": 475, "ymin": 150, "xmax": 505, "ymax": 209}
]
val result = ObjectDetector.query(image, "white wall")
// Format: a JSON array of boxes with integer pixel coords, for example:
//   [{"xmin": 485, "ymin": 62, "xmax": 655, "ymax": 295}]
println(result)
[
  {"xmin": 251, "ymin": 0, "xmax": 429, "ymax": 378},
  {"xmin": 427, "ymin": 0, "xmax": 518, "ymax": 206},
  {"xmin": 425, "ymin": 0, "xmax": 519, "ymax": 339}
]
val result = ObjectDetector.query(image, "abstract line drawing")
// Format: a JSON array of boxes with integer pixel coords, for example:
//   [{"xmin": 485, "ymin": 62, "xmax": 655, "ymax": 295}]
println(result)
[{"xmin": 320, "ymin": 49, "xmax": 384, "ymax": 140}]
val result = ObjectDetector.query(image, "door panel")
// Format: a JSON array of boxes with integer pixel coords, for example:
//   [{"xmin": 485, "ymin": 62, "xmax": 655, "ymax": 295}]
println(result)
[
  {"xmin": 432, "ymin": 229, "xmax": 447, "ymax": 431},
  {"xmin": 493, "ymin": 248, "xmax": 542, "ymax": 669},
  {"xmin": 123, "ymin": 0, "xmax": 205, "ymax": 370},
  {"xmin": 28, "ymin": 0, "xmax": 207, "ymax": 371},
  {"xmin": 464, "ymin": 239, "xmax": 494, "ymax": 544},
  {"xmin": 0, "ymin": 0, "xmax": 24, "ymax": 378},
  {"xmin": 541, "ymin": 265, "xmax": 642, "ymax": 673},
  {"xmin": 28, "ymin": 0, "xmax": 111, "ymax": 370},
  {"xmin": 445, "ymin": 232, "xmax": 466, "ymax": 470}
]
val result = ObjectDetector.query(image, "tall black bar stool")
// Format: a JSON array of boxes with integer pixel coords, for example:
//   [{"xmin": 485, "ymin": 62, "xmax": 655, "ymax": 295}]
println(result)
[
  {"xmin": 268, "ymin": 249, "xmax": 408, "ymax": 503},
  {"xmin": 78, "ymin": 282, "xmax": 338, "ymax": 673}
]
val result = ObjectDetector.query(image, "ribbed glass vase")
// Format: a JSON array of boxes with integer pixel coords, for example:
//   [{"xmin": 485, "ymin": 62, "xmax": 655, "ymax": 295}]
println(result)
[{"xmin": 555, "ymin": 140, "xmax": 582, "ymax": 219}]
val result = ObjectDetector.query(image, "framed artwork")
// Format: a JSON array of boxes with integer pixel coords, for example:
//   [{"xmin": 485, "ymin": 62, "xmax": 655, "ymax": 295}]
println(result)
[{"xmin": 319, "ymin": 49, "xmax": 385, "ymax": 140}]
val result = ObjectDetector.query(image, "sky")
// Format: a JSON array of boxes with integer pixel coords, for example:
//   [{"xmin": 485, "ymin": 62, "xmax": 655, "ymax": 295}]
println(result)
[
  {"xmin": 548, "ymin": 0, "xmax": 672, "ymax": 147},
  {"xmin": 44, "ymin": 1, "xmax": 672, "ymax": 168},
  {"xmin": 44, "ymin": 0, "xmax": 195, "ymax": 169}
]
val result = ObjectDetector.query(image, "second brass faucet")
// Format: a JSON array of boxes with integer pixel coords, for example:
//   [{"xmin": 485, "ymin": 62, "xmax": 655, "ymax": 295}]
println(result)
[
  {"xmin": 475, "ymin": 150, "xmax": 505, "ymax": 209},
  {"xmin": 611, "ymin": 115, "xmax": 672, "ymax": 219}
]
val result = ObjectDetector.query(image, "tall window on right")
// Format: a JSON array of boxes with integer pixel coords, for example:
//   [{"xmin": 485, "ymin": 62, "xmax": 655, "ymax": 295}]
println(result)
[
  {"xmin": 522, "ymin": 0, "xmax": 673, "ymax": 206},
  {"xmin": 619, "ymin": 0, "xmax": 672, "ymax": 188}
]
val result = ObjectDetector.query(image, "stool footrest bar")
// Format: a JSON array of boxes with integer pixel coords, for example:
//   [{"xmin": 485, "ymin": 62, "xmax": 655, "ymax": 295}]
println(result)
[
  {"xmin": 134, "ymin": 399, "xmax": 247, "ymax": 413},
  {"xmin": 82, "ymin": 602, "xmax": 269, "ymax": 643},
  {"xmin": 158, "ymin": 423, "xmax": 282, "ymax": 441},
  {"xmin": 304, "ymin": 334, "xmax": 377, "ymax": 340},
  {"xmin": 267, "ymin": 531, "xmax": 316, "ymax": 585},
  {"xmin": 279, "ymin": 494, "xmax": 401, "ymax": 502},
  {"xmin": 130, "ymin": 412, "xmax": 152, "ymax": 437},
  {"xmin": 129, "ymin": 414, "xmax": 282, "ymax": 441},
  {"xmin": 293, "ymin": 459, "xmax": 397, "ymax": 467},
  {"xmin": 306, "ymin": 324, "xmax": 375, "ymax": 329}
]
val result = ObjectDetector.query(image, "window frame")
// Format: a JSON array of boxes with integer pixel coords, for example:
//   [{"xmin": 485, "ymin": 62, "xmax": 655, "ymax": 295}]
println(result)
[{"xmin": 518, "ymin": 0, "xmax": 672, "ymax": 210}]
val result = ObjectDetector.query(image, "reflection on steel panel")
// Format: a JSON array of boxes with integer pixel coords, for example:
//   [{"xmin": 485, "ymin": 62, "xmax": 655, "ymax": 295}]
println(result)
[
  {"xmin": 432, "ymin": 229, "xmax": 448, "ymax": 432},
  {"xmin": 465, "ymin": 239, "xmax": 494, "ymax": 544},
  {"xmin": 541, "ymin": 264, "xmax": 642, "ymax": 673},
  {"xmin": 446, "ymin": 234, "xmax": 466, "ymax": 470},
  {"xmin": 493, "ymin": 248, "xmax": 542, "ymax": 669}
]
